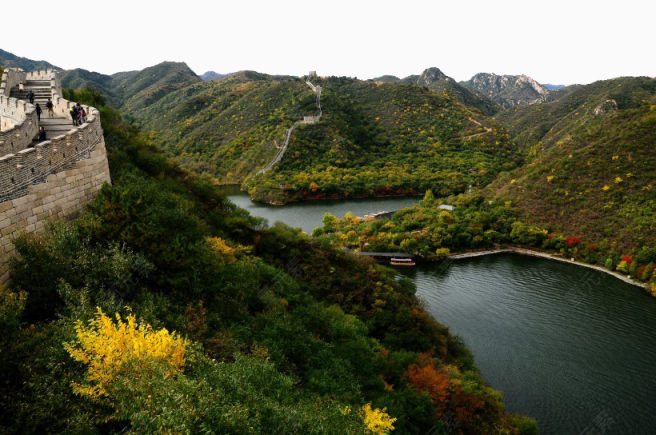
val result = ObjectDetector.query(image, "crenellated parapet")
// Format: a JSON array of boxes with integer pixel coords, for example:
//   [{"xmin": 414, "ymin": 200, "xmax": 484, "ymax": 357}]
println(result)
[
  {"xmin": 0, "ymin": 69, "xmax": 105, "ymax": 202},
  {"xmin": 0, "ymin": 68, "xmax": 39, "ymax": 154},
  {"xmin": 0, "ymin": 68, "xmax": 25, "ymax": 96},
  {"xmin": 0, "ymin": 109, "xmax": 103, "ymax": 200}
]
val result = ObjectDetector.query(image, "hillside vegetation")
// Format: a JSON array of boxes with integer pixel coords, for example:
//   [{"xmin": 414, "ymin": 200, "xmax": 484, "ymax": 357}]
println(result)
[
  {"xmin": 124, "ymin": 72, "xmax": 520, "ymax": 203},
  {"xmin": 0, "ymin": 48, "xmax": 59, "ymax": 71},
  {"xmin": 61, "ymin": 61, "xmax": 201, "ymax": 109},
  {"xmin": 395, "ymin": 68, "xmax": 500, "ymax": 116},
  {"xmin": 494, "ymin": 77, "xmax": 656, "ymax": 151},
  {"xmin": 312, "ymin": 77, "xmax": 656, "ymax": 295},
  {"xmin": 488, "ymin": 77, "xmax": 656, "ymax": 255},
  {"xmin": 0, "ymin": 88, "xmax": 535, "ymax": 434}
]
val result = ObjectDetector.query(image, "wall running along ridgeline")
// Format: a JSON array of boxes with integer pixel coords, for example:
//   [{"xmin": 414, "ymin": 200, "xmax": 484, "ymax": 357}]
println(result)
[{"xmin": 0, "ymin": 68, "xmax": 111, "ymax": 283}]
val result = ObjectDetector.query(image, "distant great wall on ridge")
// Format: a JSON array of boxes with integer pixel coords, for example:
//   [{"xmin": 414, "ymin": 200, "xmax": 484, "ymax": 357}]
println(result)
[{"xmin": 0, "ymin": 68, "xmax": 111, "ymax": 282}]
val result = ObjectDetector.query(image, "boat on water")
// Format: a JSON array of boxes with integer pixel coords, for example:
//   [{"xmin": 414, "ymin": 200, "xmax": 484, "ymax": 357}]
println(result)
[{"xmin": 390, "ymin": 257, "xmax": 416, "ymax": 267}]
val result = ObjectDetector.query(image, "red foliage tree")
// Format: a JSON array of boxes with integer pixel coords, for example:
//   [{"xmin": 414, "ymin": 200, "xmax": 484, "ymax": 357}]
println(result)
[
  {"xmin": 566, "ymin": 236, "xmax": 581, "ymax": 247},
  {"xmin": 403, "ymin": 354, "xmax": 450, "ymax": 416},
  {"xmin": 622, "ymin": 255, "xmax": 633, "ymax": 264}
]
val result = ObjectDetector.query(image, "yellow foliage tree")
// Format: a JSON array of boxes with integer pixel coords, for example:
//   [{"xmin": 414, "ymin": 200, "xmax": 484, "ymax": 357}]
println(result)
[
  {"xmin": 64, "ymin": 308, "xmax": 188, "ymax": 399},
  {"xmin": 361, "ymin": 403, "xmax": 396, "ymax": 434},
  {"xmin": 206, "ymin": 236, "xmax": 236, "ymax": 255}
]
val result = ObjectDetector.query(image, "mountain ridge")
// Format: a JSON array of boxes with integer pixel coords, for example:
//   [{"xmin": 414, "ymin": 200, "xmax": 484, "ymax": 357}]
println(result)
[{"xmin": 0, "ymin": 48, "xmax": 60, "ymax": 71}]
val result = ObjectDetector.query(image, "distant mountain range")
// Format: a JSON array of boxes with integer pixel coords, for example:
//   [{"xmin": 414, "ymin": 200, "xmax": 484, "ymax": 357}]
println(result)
[
  {"xmin": 373, "ymin": 69, "xmax": 571, "ymax": 112},
  {"xmin": 200, "ymin": 71, "xmax": 232, "ymax": 81},
  {"xmin": 0, "ymin": 48, "xmax": 60, "ymax": 71}
]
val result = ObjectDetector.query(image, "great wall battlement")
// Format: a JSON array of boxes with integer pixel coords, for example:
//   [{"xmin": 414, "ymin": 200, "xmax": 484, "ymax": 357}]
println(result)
[{"xmin": 0, "ymin": 68, "xmax": 111, "ymax": 282}]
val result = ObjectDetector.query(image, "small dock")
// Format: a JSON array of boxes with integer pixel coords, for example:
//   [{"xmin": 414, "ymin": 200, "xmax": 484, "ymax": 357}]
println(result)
[
  {"xmin": 358, "ymin": 251, "xmax": 416, "ymax": 266},
  {"xmin": 362, "ymin": 210, "xmax": 396, "ymax": 221}
]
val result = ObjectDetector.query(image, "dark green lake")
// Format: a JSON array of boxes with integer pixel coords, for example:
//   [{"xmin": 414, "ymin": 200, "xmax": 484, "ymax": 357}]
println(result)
[{"xmin": 228, "ymin": 194, "xmax": 656, "ymax": 434}]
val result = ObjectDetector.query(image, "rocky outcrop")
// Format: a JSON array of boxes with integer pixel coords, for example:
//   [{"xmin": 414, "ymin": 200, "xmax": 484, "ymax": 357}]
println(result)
[
  {"xmin": 461, "ymin": 73, "xmax": 551, "ymax": 108},
  {"xmin": 594, "ymin": 99, "xmax": 618, "ymax": 116}
]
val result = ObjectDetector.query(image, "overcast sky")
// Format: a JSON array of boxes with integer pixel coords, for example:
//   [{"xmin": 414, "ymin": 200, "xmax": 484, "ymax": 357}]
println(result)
[{"xmin": 4, "ymin": 0, "xmax": 654, "ymax": 85}]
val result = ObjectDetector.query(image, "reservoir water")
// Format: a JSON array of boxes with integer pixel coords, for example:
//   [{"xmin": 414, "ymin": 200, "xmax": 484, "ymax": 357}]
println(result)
[
  {"xmin": 228, "ymin": 193, "xmax": 656, "ymax": 434},
  {"xmin": 228, "ymin": 192, "xmax": 419, "ymax": 234}
]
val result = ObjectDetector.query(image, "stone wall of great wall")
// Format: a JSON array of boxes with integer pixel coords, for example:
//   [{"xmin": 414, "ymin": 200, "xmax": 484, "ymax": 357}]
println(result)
[
  {"xmin": 0, "ymin": 69, "xmax": 39, "ymax": 153},
  {"xmin": 0, "ymin": 68, "xmax": 111, "ymax": 283}
]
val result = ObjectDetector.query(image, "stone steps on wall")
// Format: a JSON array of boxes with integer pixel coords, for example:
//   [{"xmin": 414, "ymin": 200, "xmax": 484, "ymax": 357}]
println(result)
[
  {"xmin": 10, "ymin": 89, "xmax": 51, "ymax": 95},
  {"xmin": 39, "ymin": 117, "xmax": 76, "ymax": 136},
  {"xmin": 24, "ymin": 80, "xmax": 51, "ymax": 87}
]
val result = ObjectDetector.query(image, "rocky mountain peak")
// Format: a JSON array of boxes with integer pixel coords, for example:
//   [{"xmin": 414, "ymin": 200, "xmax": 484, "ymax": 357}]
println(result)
[
  {"xmin": 417, "ymin": 67, "xmax": 453, "ymax": 86},
  {"xmin": 461, "ymin": 72, "xmax": 551, "ymax": 108}
]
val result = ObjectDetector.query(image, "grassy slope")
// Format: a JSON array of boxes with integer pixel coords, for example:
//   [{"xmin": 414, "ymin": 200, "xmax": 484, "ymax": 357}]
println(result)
[{"xmin": 488, "ymin": 77, "xmax": 656, "ymax": 253}]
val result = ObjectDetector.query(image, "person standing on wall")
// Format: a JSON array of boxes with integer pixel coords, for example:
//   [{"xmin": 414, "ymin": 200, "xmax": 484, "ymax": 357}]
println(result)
[
  {"xmin": 27, "ymin": 90, "xmax": 35, "ymax": 104},
  {"xmin": 76, "ymin": 103, "xmax": 86, "ymax": 124},
  {"xmin": 46, "ymin": 98, "xmax": 54, "ymax": 118},
  {"xmin": 70, "ymin": 105, "xmax": 79, "ymax": 126},
  {"xmin": 38, "ymin": 126, "xmax": 46, "ymax": 142},
  {"xmin": 35, "ymin": 103, "xmax": 42, "ymax": 121}
]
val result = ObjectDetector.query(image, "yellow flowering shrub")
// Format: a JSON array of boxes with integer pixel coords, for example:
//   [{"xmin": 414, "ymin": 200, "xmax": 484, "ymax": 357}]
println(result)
[
  {"xmin": 65, "ymin": 307, "xmax": 188, "ymax": 399},
  {"xmin": 602, "ymin": 185, "xmax": 611, "ymax": 191},
  {"xmin": 361, "ymin": 403, "xmax": 396, "ymax": 434},
  {"xmin": 206, "ymin": 236, "xmax": 235, "ymax": 255},
  {"xmin": 546, "ymin": 175, "xmax": 555, "ymax": 183}
]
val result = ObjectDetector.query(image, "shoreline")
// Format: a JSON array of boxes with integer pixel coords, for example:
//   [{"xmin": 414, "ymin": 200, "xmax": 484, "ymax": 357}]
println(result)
[
  {"xmin": 449, "ymin": 247, "xmax": 647, "ymax": 289},
  {"xmin": 240, "ymin": 191, "xmax": 423, "ymax": 206}
]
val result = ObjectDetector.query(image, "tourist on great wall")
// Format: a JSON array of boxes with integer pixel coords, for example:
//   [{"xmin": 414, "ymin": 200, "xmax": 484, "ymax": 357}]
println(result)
[
  {"xmin": 76, "ymin": 103, "xmax": 86, "ymax": 124},
  {"xmin": 35, "ymin": 103, "xmax": 42, "ymax": 121},
  {"xmin": 38, "ymin": 126, "xmax": 46, "ymax": 142},
  {"xmin": 46, "ymin": 98, "xmax": 54, "ymax": 117},
  {"xmin": 70, "ymin": 104, "xmax": 79, "ymax": 126},
  {"xmin": 27, "ymin": 90, "xmax": 35, "ymax": 104}
]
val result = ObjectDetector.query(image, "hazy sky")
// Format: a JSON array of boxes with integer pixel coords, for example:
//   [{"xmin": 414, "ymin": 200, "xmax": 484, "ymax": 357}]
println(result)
[{"xmin": 4, "ymin": 0, "xmax": 654, "ymax": 84}]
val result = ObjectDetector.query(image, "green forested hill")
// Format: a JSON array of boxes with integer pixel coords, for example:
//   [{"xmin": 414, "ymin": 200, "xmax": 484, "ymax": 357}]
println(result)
[
  {"xmin": 126, "ymin": 73, "xmax": 520, "ymax": 203},
  {"xmin": 487, "ymin": 77, "xmax": 656, "ymax": 254},
  {"xmin": 494, "ymin": 77, "xmax": 656, "ymax": 152},
  {"xmin": 60, "ymin": 61, "xmax": 201, "ymax": 110},
  {"xmin": 0, "ymin": 48, "xmax": 59, "ymax": 71}
]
